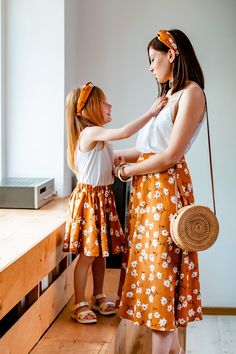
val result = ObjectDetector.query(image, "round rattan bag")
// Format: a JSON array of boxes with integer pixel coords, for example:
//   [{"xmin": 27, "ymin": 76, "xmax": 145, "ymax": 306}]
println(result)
[{"xmin": 170, "ymin": 205, "xmax": 219, "ymax": 252}]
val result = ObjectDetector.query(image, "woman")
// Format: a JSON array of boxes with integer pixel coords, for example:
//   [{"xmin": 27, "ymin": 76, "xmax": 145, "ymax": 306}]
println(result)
[{"xmin": 115, "ymin": 29, "xmax": 205, "ymax": 354}]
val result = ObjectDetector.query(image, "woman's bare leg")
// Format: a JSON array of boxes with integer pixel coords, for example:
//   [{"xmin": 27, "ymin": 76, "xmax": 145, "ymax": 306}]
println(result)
[{"xmin": 152, "ymin": 330, "xmax": 179, "ymax": 354}]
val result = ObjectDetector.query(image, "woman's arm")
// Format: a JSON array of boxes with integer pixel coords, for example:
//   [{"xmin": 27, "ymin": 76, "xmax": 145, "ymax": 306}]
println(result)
[
  {"xmin": 83, "ymin": 96, "xmax": 168, "ymax": 143},
  {"xmin": 119, "ymin": 86, "xmax": 205, "ymax": 177}
]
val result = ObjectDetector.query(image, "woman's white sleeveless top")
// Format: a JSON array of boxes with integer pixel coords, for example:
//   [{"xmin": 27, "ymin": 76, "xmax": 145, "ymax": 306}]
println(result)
[
  {"xmin": 136, "ymin": 94, "xmax": 204, "ymax": 154},
  {"xmin": 74, "ymin": 141, "xmax": 114, "ymax": 186}
]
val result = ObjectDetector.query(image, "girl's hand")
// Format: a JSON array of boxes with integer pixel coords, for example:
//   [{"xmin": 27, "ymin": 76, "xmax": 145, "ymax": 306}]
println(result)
[{"xmin": 149, "ymin": 96, "xmax": 168, "ymax": 117}]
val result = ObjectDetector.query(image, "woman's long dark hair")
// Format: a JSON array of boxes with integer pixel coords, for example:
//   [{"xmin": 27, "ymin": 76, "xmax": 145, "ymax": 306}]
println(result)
[{"xmin": 147, "ymin": 29, "xmax": 204, "ymax": 96}]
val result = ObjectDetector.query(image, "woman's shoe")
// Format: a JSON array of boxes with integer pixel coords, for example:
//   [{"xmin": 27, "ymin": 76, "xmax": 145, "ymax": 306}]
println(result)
[
  {"xmin": 91, "ymin": 293, "xmax": 116, "ymax": 316},
  {"xmin": 71, "ymin": 301, "xmax": 97, "ymax": 324}
]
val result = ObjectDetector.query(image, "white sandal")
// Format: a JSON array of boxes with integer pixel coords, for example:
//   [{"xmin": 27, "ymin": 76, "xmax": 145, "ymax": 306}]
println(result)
[
  {"xmin": 71, "ymin": 301, "xmax": 97, "ymax": 324},
  {"xmin": 91, "ymin": 293, "xmax": 116, "ymax": 316}
]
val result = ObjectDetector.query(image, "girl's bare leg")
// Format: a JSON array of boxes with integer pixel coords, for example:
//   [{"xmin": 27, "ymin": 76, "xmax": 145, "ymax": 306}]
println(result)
[
  {"xmin": 74, "ymin": 253, "xmax": 96, "ymax": 319},
  {"xmin": 92, "ymin": 256, "xmax": 115, "ymax": 311}
]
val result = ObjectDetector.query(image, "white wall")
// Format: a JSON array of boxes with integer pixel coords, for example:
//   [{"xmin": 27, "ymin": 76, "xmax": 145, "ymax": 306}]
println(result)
[
  {"xmin": 75, "ymin": 0, "xmax": 236, "ymax": 307},
  {"xmin": 5, "ymin": 0, "xmax": 66, "ymax": 195}
]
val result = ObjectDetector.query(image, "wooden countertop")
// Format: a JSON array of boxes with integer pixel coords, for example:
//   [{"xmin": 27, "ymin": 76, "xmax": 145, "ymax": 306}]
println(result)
[{"xmin": 0, "ymin": 197, "xmax": 68, "ymax": 271}]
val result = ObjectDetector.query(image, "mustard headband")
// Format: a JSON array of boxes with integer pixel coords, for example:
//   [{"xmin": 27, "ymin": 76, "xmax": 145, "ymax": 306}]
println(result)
[
  {"xmin": 157, "ymin": 30, "xmax": 179, "ymax": 55},
  {"xmin": 76, "ymin": 82, "xmax": 94, "ymax": 115}
]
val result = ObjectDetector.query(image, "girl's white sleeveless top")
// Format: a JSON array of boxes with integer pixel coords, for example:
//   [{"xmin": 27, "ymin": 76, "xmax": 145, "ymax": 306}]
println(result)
[
  {"xmin": 136, "ymin": 95, "xmax": 204, "ymax": 154},
  {"xmin": 74, "ymin": 141, "xmax": 114, "ymax": 186}
]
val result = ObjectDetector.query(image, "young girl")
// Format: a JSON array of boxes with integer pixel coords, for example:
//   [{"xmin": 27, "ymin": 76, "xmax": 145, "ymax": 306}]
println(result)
[{"xmin": 63, "ymin": 82, "xmax": 168, "ymax": 324}]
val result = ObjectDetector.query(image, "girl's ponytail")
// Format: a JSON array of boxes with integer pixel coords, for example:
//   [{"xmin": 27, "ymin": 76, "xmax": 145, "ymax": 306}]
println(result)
[{"xmin": 66, "ymin": 88, "xmax": 81, "ymax": 173}]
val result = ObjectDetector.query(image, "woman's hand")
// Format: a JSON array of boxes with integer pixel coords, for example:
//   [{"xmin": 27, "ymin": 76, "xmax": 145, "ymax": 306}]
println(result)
[
  {"xmin": 148, "ymin": 96, "xmax": 168, "ymax": 117},
  {"xmin": 113, "ymin": 156, "xmax": 126, "ymax": 176}
]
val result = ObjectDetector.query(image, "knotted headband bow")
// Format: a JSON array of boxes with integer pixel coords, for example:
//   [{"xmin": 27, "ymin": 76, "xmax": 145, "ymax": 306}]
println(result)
[
  {"xmin": 76, "ymin": 82, "xmax": 94, "ymax": 115},
  {"xmin": 157, "ymin": 30, "xmax": 179, "ymax": 55}
]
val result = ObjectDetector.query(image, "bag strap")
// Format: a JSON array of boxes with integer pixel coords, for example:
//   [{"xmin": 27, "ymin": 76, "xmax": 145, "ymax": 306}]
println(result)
[{"xmin": 174, "ymin": 92, "xmax": 217, "ymax": 215}]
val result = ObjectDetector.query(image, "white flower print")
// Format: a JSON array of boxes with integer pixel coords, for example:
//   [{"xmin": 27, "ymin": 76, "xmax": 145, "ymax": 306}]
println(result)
[
  {"xmin": 103, "ymin": 251, "xmax": 109, "ymax": 257},
  {"xmin": 180, "ymin": 273, "xmax": 185, "ymax": 279},
  {"xmin": 149, "ymin": 254, "xmax": 155, "ymax": 262},
  {"xmin": 188, "ymin": 262, "xmax": 195, "ymax": 270},
  {"xmin": 142, "ymin": 304, "xmax": 149, "ymax": 311},
  {"xmin": 136, "ymin": 312, "xmax": 142, "ymax": 318},
  {"xmin": 131, "ymin": 261, "xmax": 138, "ymax": 267},
  {"xmin": 135, "ymin": 243, "xmax": 142, "ymax": 250},
  {"xmin": 173, "ymin": 267, "xmax": 178, "ymax": 273},
  {"xmin": 154, "ymin": 191, "xmax": 161, "ymax": 199},
  {"xmin": 178, "ymin": 318, "xmax": 186, "ymax": 325},
  {"xmin": 188, "ymin": 309, "xmax": 195, "ymax": 317},
  {"xmin": 184, "ymin": 256, "xmax": 189, "ymax": 264},
  {"xmin": 154, "ymin": 213, "xmax": 160, "ymax": 220},
  {"xmin": 151, "ymin": 286, "xmax": 156, "ymax": 293},
  {"xmin": 150, "ymin": 264, "xmax": 155, "ymax": 272},
  {"xmin": 161, "ymin": 297, "xmax": 167, "ymax": 305},
  {"xmin": 162, "ymin": 261, "xmax": 168, "ymax": 269},
  {"xmin": 197, "ymin": 306, "xmax": 202, "ymax": 313},
  {"xmin": 126, "ymin": 292, "xmax": 133, "ymax": 298},
  {"xmin": 163, "ymin": 188, "xmax": 169, "ymax": 195},
  {"xmin": 146, "ymin": 320, "xmax": 151, "ymax": 327},
  {"xmin": 157, "ymin": 203, "xmax": 163, "ymax": 210},
  {"xmin": 163, "ymin": 279, "xmax": 171, "ymax": 288},
  {"xmin": 131, "ymin": 269, "xmax": 138, "ymax": 277},
  {"xmin": 152, "ymin": 239, "xmax": 158, "ymax": 247},
  {"xmin": 147, "ymin": 192, "xmax": 152, "ymax": 199},
  {"xmin": 149, "ymin": 295, "xmax": 154, "ymax": 303},
  {"xmin": 149, "ymin": 274, "xmax": 155, "ymax": 281},
  {"xmin": 136, "ymin": 192, "xmax": 141, "ymax": 199},
  {"xmin": 155, "ymin": 181, "xmax": 161, "ymax": 188},
  {"xmin": 153, "ymin": 231, "xmax": 159, "ymax": 238},
  {"xmin": 167, "ymin": 305, "xmax": 173, "ymax": 312},
  {"xmin": 84, "ymin": 202, "xmax": 90, "ymax": 208},
  {"xmin": 138, "ymin": 225, "xmax": 145, "ymax": 233},
  {"xmin": 127, "ymin": 309, "xmax": 133, "ymax": 316},
  {"xmin": 154, "ymin": 312, "xmax": 160, "ymax": 318},
  {"xmin": 161, "ymin": 252, "xmax": 168, "ymax": 259},
  {"xmin": 141, "ymin": 249, "xmax": 146, "ymax": 256},
  {"xmin": 159, "ymin": 318, "xmax": 167, "ymax": 327},
  {"xmin": 136, "ymin": 287, "xmax": 142, "ymax": 294},
  {"xmin": 141, "ymin": 273, "xmax": 145, "ymax": 281},
  {"xmin": 151, "ymin": 206, "xmax": 157, "ymax": 213},
  {"xmin": 131, "ymin": 283, "xmax": 136, "ymax": 289},
  {"xmin": 171, "ymin": 196, "xmax": 176, "ymax": 204},
  {"xmin": 139, "ymin": 256, "xmax": 144, "ymax": 262},
  {"xmin": 156, "ymin": 272, "xmax": 162, "ymax": 279},
  {"xmin": 168, "ymin": 176, "xmax": 175, "ymax": 184},
  {"xmin": 146, "ymin": 288, "xmax": 151, "ymax": 295},
  {"xmin": 193, "ymin": 289, "xmax": 198, "ymax": 295},
  {"xmin": 136, "ymin": 299, "xmax": 141, "ymax": 307},
  {"xmin": 148, "ymin": 313, "xmax": 153, "ymax": 319},
  {"xmin": 175, "ymin": 248, "xmax": 181, "ymax": 254},
  {"xmin": 161, "ymin": 230, "xmax": 169, "ymax": 237},
  {"xmin": 192, "ymin": 271, "xmax": 198, "ymax": 278},
  {"xmin": 187, "ymin": 295, "xmax": 192, "ymax": 301}
]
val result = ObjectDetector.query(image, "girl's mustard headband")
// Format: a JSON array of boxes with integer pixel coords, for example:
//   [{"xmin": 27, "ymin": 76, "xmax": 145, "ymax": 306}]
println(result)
[
  {"xmin": 76, "ymin": 82, "xmax": 94, "ymax": 115},
  {"xmin": 157, "ymin": 30, "xmax": 179, "ymax": 55}
]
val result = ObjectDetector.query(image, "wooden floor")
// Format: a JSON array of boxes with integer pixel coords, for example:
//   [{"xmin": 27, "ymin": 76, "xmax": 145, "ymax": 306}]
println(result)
[{"xmin": 30, "ymin": 268, "xmax": 236, "ymax": 354}]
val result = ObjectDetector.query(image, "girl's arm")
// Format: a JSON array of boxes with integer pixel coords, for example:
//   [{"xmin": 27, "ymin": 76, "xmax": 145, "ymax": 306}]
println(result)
[
  {"xmin": 83, "ymin": 96, "xmax": 168, "ymax": 143},
  {"xmin": 119, "ymin": 86, "xmax": 205, "ymax": 177},
  {"xmin": 114, "ymin": 148, "xmax": 141, "ymax": 163}
]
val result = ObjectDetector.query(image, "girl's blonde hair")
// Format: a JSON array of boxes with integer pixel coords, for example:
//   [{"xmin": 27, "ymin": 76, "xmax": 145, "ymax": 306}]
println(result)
[{"xmin": 66, "ymin": 85, "xmax": 106, "ymax": 172}]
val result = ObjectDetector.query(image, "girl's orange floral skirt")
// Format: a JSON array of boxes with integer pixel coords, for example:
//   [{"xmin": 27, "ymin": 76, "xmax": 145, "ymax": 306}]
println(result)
[
  {"xmin": 118, "ymin": 153, "xmax": 202, "ymax": 331},
  {"xmin": 63, "ymin": 183, "xmax": 125, "ymax": 257}
]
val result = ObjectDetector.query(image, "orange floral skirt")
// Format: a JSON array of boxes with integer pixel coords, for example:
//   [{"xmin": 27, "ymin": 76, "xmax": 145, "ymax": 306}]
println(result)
[
  {"xmin": 118, "ymin": 154, "xmax": 202, "ymax": 331},
  {"xmin": 63, "ymin": 183, "xmax": 125, "ymax": 257}
]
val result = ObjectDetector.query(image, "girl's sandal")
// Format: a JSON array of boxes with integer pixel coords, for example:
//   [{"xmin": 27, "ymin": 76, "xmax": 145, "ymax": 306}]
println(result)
[
  {"xmin": 91, "ymin": 293, "xmax": 116, "ymax": 316},
  {"xmin": 71, "ymin": 301, "xmax": 97, "ymax": 324}
]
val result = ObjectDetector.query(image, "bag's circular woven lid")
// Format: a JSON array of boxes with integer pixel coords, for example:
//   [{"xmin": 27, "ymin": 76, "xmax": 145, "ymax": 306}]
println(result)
[{"xmin": 171, "ymin": 205, "xmax": 219, "ymax": 252}]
